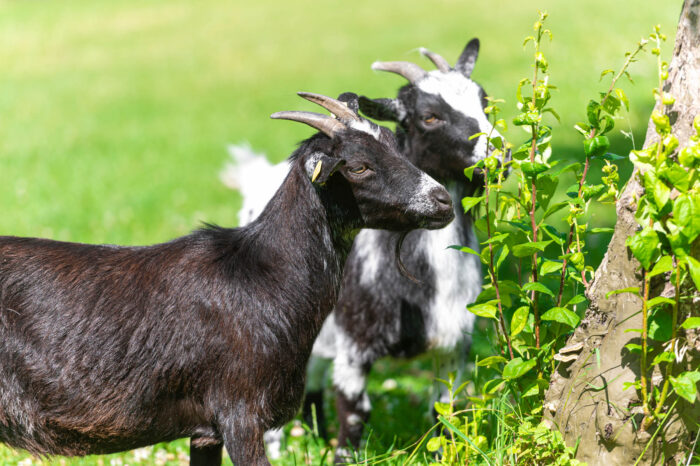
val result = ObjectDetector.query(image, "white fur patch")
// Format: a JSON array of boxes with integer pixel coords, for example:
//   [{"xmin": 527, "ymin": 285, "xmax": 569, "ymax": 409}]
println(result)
[
  {"xmin": 221, "ymin": 143, "xmax": 289, "ymax": 226},
  {"xmin": 311, "ymin": 312, "xmax": 339, "ymax": 359},
  {"xmin": 417, "ymin": 71, "xmax": 501, "ymax": 159},
  {"xmin": 351, "ymin": 229, "xmax": 384, "ymax": 288},
  {"xmin": 264, "ymin": 428, "xmax": 283, "ymax": 460},
  {"xmin": 333, "ymin": 342, "xmax": 367, "ymax": 400},
  {"xmin": 410, "ymin": 172, "xmax": 444, "ymax": 215},
  {"xmin": 423, "ymin": 185, "xmax": 481, "ymax": 350},
  {"xmin": 348, "ymin": 119, "xmax": 381, "ymax": 139}
]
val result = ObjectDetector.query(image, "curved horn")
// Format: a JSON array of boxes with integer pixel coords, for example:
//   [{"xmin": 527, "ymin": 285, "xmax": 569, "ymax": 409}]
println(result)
[
  {"xmin": 297, "ymin": 92, "xmax": 360, "ymax": 122},
  {"xmin": 270, "ymin": 111, "xmax": 346, "ymax": 138},
  {"xmin": 419, "ymin": 47, "xmax": 451, "ymax": 73},
  {"xmin": 371, "ymin": 61, "xmax": 427, "ymax": 84}
]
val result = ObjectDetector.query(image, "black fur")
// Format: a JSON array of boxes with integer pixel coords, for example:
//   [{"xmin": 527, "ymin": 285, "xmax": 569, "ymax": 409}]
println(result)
[{"xmin": 0, "ymin": 110, "xmax": 452, "ymax": 465}]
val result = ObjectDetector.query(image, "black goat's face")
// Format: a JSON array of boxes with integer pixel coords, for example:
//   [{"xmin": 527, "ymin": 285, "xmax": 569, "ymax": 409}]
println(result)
[
  {"xmin": 359, "ymin": 38, "xmax": 499, "ymax": 184},
  {"xmin": 273, "ymin": 91, "xmax": 454, "ymax": 231},
  {"xmin": 306, "ymin": 124, "xmax": 455, "ymax": 231}
]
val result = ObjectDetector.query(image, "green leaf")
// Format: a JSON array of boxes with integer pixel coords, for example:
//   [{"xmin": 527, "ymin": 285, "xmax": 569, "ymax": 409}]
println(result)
[
  {"xmin": 681, "ymin": 317, "xmax": 700, "ymax": 330},
  {"xmin": 496, "ymin": 243, "xmax": 510, "ymax": 271},
  {"xmin": 649, "ymin": 308, "xmax": 673, "ymax": 341},
  {"xmin": 513, "ymin": 110, "xmax": 540, "ymax": 126},
  {"xmin": 462, "ymin": 196, "xmax": 486, "ymax": 213},
  {"xmin": 464, "ymin": 165, "xmax": 477, "ymax": 181},
  {"xmin": 512, "ymin": 240, "xmax": 553, "ymax": 258},
  {"xmin": 510, "ymin": 306, "xmax": 529, "ymax": 337},
  {"xmin": 686, "ymin": 256, "xmax": 700, "ymax": 291},
  {"xmin": 550, "ymin": 162, "xmax": 581, "ymax": 178},
  {"xmin": 484, "ymin": 378, "xmax": 505, "ymax": 394},
  {"xmin": 674, "ymin": 193, "xmax": 700, "ymax": 243},
  {"xmin": 646, "ymin": 296, "xmax": 675, "ymax": 308},
  {"xmin": 433, "ymin": 401, "xmax": 451, "ymax": 416},
  {"xmin": 448, "ymin": 245, "xmax": 480, "ymax": 256},
  {"xmin": 541, "ymin": 307, "xmax": 580, "ymax": 328},
  {"xmin": 426, "ymin": 436, "xmax": 443, "ymax": 452},
  {"xmin": 521, "ymin": 161, "xmax": 549, "ymax": 178},
  {"xmin": 670, "ymin": 372, "xmax": 700, "ymax": 403},
  {"xmin": 535, "ymin": 174, "xmax": 558, "ymax": 210},
  {"xmin": 522, "ymin": 282, "xmax": 555, "ymax": 297},
  {"xmin": 624, "ymin": 343, "xmax": 642, "ymax": 354},
  {"xmin": 541, "ymin": 224, "xmax": 566, "ymax": 245},
  {"xmin": 648, "ymin": 255, "xmax": 673, "ymax": 278},
  {"xmin": 601, "ymin": 94, "xmax": 621, "ymax": 116},
  {"xmin": 540, "ymin": 260, "xmax": 563, "ymax": 276},
  {"xmin": 623, "ymin": 381, "xmax": 641, "ymax": 391},
  {"xmin": 522, "ymin": 380, "xmax": 540, "ymax": 398},
  {"xmin": 626, "ymin": 227, "xmax": 660, "ymax": 270},
  {"xmin": 542, "ymin": 201, "xmax": 569, "ymax": 219},
  {"xmin": 583, "ymin": 135, "xmax": 611, "ymax": 158},
  {"xmin": 659, "ymin": 164, "xmax": 690, "ymax": 192},
  {"xmin": 590, "ymin": 227, "xmax": 614, "ymax": 234},
  {"xmin": 502, "ymin": 357, "xmax": 537, "ymax": 380},
  {"xmin": 644, "ymin": 170, "xmax": 670, "ymax": 210},
  {"xmin": 586, "ymin": 100, "xmax": 601, "ymax": 126},
  {"xmin": 596, "ymin": 152, "xmax": 627, "ymax": 161},
  {"xmin": 599, "ymin": 69, "xmax": 614, "ymax": 80},
  {"xmin": 652, "ymin": 351, "xmax": 674, "ymax": 366},
  {"xmin": 477, "ymin": 355, "xmax": 508, "ymax": 367},
  {"xmin": 606, "ymin": 287, "xmax": 640, "ymax": 299},
  {"xmin": 565, "ymin": 182, "xmax": 580, "ymax": 199},
  {"xmin": 482, "ymin": 232, "xmax": 510, "ymax": 245},
  {"xmin": 566, "ymin": 294, "xmax": 587, "ymax": 306},
  {"xmin": 467, "ymin": 302, "xmax": 498, "ymax": 320},
  {"xmin": 615, "ymin": 88, "xmax": 629, "ymax": 111}
]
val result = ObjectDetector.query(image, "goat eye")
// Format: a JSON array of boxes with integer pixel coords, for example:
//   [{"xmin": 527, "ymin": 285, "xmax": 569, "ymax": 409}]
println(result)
[
  {"xmin": 423, "ymin": 115, "xmax": 439, "ymax": 125},
  {"xmin": 349, "ymin": 165, "xmax": 369, "ymax": 175}
]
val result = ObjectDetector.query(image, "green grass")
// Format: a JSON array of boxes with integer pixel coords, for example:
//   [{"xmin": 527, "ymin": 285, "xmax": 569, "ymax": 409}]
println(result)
[{"xmin": 0, "ymin": 0, "xmax": 682, "ymax": 464}]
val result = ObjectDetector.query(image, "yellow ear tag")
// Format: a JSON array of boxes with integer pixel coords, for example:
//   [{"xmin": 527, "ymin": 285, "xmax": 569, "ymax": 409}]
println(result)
[{"xmin": 311, "ymin": 160, "xmax": 323, "ymax": 183}]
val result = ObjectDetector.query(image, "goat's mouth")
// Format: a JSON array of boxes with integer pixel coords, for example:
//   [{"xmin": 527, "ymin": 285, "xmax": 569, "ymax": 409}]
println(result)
[{"xmin": 423, "ymin": 211, "xmax": 454, "ymax": 229}]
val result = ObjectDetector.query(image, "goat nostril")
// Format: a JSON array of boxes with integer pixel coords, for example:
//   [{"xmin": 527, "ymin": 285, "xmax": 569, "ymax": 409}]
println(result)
[{"xmin": 432, "ymin": 189, "xmax": 452, "ymax": 209}]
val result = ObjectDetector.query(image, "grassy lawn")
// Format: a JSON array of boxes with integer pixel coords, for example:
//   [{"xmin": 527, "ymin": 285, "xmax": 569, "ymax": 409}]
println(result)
[{"xmin": 0, "ymin": 0, "xmax": 681, "ymax": 464}]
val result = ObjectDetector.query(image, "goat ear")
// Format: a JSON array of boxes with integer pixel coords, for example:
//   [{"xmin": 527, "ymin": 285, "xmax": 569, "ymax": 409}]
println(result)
[
  {"xmin": 455, "ymin": 38, "xmax": 480, "ymax": 77},
  {"xmin": 358, "ymin": 96, "xmax": 404, "ymax": 123},
  {"xmin": 337, "ymin": 92, "xmax": 360, "ymax": 114},
  {"xmin": 307, "ymin": 153, "xmax": 346, "ymax": 186}
]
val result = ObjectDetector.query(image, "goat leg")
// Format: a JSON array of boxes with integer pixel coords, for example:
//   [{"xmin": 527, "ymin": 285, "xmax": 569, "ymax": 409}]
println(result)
[
  {"xmin": 220, "ymin": 418, "xmax": 270, "ymax": 466},
  {"xmin": 189, "ymin": 439, "xmax": 222, "ymax": 466},
  {"xmin": 333, "ymin": 354, "xmax": 371, "ymax": 464}
]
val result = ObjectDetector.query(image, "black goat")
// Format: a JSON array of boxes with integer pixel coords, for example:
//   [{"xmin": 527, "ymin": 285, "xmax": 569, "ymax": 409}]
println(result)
[
  {"xmin": 0, "ymin": 92, "xmax": 453, "ymax": 466},
  {"xmin": 225, "ymin": 41, "xmax": 495, "ymax": 462}
]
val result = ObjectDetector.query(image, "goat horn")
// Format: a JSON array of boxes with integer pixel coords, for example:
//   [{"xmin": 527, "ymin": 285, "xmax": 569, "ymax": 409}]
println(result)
[
  {"xmin": 419, "ymin": 48, "xmax": 451, "ymax": 73},
  {"xmin": 371, "ymin": 61, "xmax": 427, "ymax": 84},
  {"xmin": 270, "ymin": 111, "xmax": 346, "ymax": 138},
  {"xmin": 297, "ymin": 92, "xmax": 360, "ymax": 122}
]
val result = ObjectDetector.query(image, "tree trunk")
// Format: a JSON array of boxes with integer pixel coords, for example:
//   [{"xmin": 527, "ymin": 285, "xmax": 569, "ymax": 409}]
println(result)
[{"xmin": 543, "ymin": 1, "xmax": 700, "ymax": 464}]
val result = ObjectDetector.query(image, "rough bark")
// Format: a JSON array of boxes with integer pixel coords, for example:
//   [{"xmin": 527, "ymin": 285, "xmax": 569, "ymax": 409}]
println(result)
[{"xmin": 543, "ymin": 1, "xmax": 700, "ymax": 464}]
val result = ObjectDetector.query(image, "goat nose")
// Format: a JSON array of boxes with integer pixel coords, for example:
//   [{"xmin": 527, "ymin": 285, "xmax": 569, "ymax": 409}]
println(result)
[{"xmin": 432, "ymin": 188, "xmax": 452, "ymax": 209}]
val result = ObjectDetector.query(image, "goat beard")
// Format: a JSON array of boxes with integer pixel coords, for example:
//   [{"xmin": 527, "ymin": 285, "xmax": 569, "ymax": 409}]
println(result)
[{"xmin": 395, "ymin": 230, "xmax": 421, "ymax": 285}]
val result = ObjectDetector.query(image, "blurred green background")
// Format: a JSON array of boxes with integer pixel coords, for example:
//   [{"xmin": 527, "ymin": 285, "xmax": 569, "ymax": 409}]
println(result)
[{"xmin": 0, "ymin": 0, "xmax": 681, "ymax": 464}]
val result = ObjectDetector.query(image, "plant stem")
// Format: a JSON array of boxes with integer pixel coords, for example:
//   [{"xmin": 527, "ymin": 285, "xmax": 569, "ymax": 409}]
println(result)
[
  {"xmin": 484, "ymin": 167, "xmax": 514, "ymax": 359},
  {"xmin": 640, "ymin": 269, "xmax": 652, "ymax": 429},
  {"xmin": 529, "ymin": 27, "xmax": 542, "ymax": 350},
  {"xmin": 653, "ymin": 256, "xmax": 680, "ymax": 419},
  {"xmin": 555, "ymin": 43, "xmax": 645, "ymax": 306}
]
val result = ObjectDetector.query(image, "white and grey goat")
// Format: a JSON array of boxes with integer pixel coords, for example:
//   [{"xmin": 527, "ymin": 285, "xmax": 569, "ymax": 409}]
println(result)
[{"xmin": 223, "ymin": 40, "xmax": 496, "ymax": 461}]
